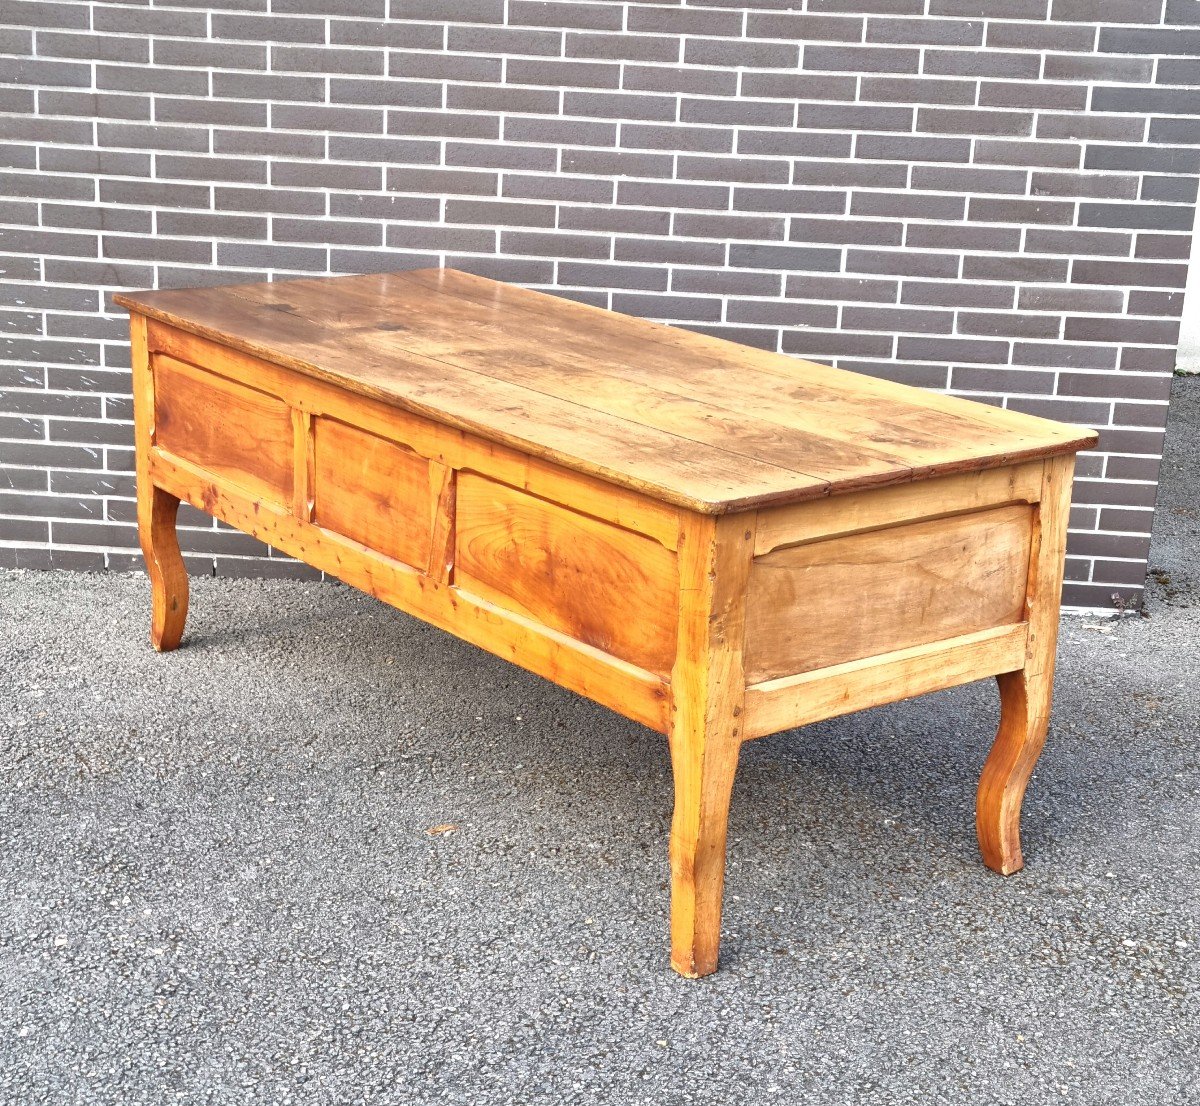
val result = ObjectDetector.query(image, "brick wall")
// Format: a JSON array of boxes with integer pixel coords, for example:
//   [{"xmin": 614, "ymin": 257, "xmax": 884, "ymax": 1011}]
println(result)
[{"xmin": 3, "ymin": 0, "xmax": 1198, "ymax": 610}]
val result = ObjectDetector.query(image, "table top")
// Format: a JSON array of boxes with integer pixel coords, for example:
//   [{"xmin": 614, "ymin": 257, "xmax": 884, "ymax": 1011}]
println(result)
[{"xmin": 116, "ymin": 268, "xmax": 1097, "ymax": 514}]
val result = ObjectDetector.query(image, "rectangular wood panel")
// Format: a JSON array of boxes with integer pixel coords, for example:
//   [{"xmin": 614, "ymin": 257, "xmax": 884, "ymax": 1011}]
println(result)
[
  {"xmin": 311, "ymin": 416, "xmax": 433, "ymax": 570},
  {"xmin": 454, "ymin": 473, "xmax": 679, "ymax": 676},
  {"xmin": 153, "ymin": 353, "xmax": 292, "ymax": 506},
  {"xmin": 744, "ymin": 504, "xmax": 1034, "ymax": 683}
]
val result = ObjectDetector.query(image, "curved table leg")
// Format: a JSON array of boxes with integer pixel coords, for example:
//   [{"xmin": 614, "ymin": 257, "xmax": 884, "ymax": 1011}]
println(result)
[
  {"xmin": 139, "ymin": 484, "xmax": 189, "ymax": 652},
  {"xmin": 977, "ymin": 667, "xmax": 1053, "ymax": 875}
]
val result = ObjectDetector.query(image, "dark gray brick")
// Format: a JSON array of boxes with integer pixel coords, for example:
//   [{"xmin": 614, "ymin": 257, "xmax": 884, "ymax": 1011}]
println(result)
[
  {"xmin": 1156, "ymin": 58, "xmax": 1200, "ymax": 85},
  {"xmin": 738, "ymin": 131, "xmax": 854, "ymax": 159},
  {"xmin": 674, "ymin": 212, "xmax": 784, "ymax": 241},
  {"xmin": 910, "ymin": 165, "xmax": 1029, "ymax": 195},
  {"xmin": 1164, "ymin": 0, "xmax": 1200, "ymax": 25},
  {"xmin": 844, "ymin": 305, "xmax": 954, "ymax": 334},
  {"xmin": 897, "ymin": 336, "xmax": 1010, "ymax": 365},
  {"xmin": 626, "ymin": 5, "xmax": 739, "ymax": 35},
  {"xmin": 1044, "ymin": 54, "xmax": 1154, "ymax": 83},
  {"xmin": 687, "ymin": 37, "xmax": 800, "ymax": 70},
  {"xmin": 1037, "ymin": 113, "xmax": 1146, "ymax": 142},
  {"xmin": 1018, "ymin": 287, "xmax": 1124, "ymax": 314},
  {"xmin": 1032, "ymin": 170, "xmax": 1139, "ymax": 200},
  {"xmin": 904, "ymin": 281, "xmax": 1015, "ymax": 308},
  {"xmin": 389, "ymin": 109, "xmax": 500, "ymax": 141},
  {"xmin": 676, "ymin": 154, "xmax": 790, "ymax": 186},
  {"xmin": 570, "ymin": 32, "xmax": 679, "ymax": 64},
  {"xmin": 1092, "ymin": 86, "xmax": 1200, "ymax": 114},
  {"xmin": 1026, "ymin": 229, "xmax": 1134, "ymax": 256},
  {"xmin": 566, "ymin": 206, "xmax": 671, "ymax": 237},
  {"xmin": 749, "ymin": 13, "xmax": 865, "ymax": 42},
  {"xmin": 445, "ymin": 199, "xmax": 556, "ymax": 228},
  {"xmin": 1052, "ymin": 0, "xmax": 1161, "ymax": 22},
  {"xmin": 154, "ymin": 38, "xmax": 266, "ymax": 69},
  {"xmin": 564, "ymin": 90, "xmax": 677, "ymax": 123},
  {"xmin": 1099, "ymin": 27, "xmax": 1200, "ymax": 54},
  {"xmin": 968, "ymin": 197, "xmax": 1074, "ymax": 224},
  {"xmin": 847, "ymin": 248, "xmax": 960, "ymax": 278},
  {"xmin": 1013, "ymin": 343, "xmax": 1118, "ymax": 370},
  {"xmin": 979, "ymin": 81, "xmax": 1089, "ymax": 111},
  {"xmin": 1142, "ymin": 176, "xmax": 1199, "ymax": 203},
  {"xmin": 806, "ymin": 46, "xmax": 920, "ymax": 74},
  {"xmin": 212, "ymin": 13, "xmax": 326, "ymax": 42},
  {"xmin": 729, "ymin": 244, "xmax": 842, "ymax": 272},
  {"xmin": 1128, "ymin": 286, "xmax": 1185, "ymax": 316},
  {"xmin": 448, "ymin": 142, "xmax": 556, "ymax": 172},
  {"xmin": 1065, "ymin": 316, "xmax": 1180, "ymax": 345},
  {"xmin": 391, "ymin": 0, "xmax": 504, "ymax": 20},
  {"xmin": 975, "ymin": 139, "xmax": 1081, "ymax": 169},
  {"xmin": 906, "ymin": 223, "xmax": 1022, "ymax": 252},
  {"xmin": 625, "ymin": 64, "xmax": 739, "ymax": 98},
  {"xmin": 1136, "ymin": 232, "xmax": 1193, "ymax": 260},
  {"xmin": 857, "ymin": 134, "xmax": 970, "ymax": 163},
  {"xmin": 809, "ymin": 0, "xmax": 923, "ymax": 12},
  {"xmin": 963, "ymin": 254, "xmax": 1070, "ymax": 283},
  {"xmin": 867, "ymin": 17, "xmax": 982, "ymax": 45},
  {"xmin": 790, "ymin": 217, "xmax": 901, "ymax": 247},
  {"xmin": 680, "ymin": 98, "xmax": 796, "ymax": 129},
  {"xmin": 615, "ymin": 236, "xmax": 722, "ymax": 266},
  {"xmin": 624, "ymin": 123, "xmax": 733, "ymax": 155},
  {"xmin": 1080, "ymin": 202, "xmax": 1194, "ymax": 231},
  {"xmin": 959, "ymin": 312, "xmax": 1061, "ymax": 339},
  {"xmin": 793, "ymin": 104, "xmax": 915, "ymax": 134},
  {"xmin": 931, "ymin": 0, "xmax": 1049, "ymax": 17},
  {"xmin": 860, "ymin": 76, "xmax": 977, "ymax": 105},
  {"xmin": 917, "ymin": 107, "xmax": 1031, "ymax": 137},
  {"xmin": 514, "ymin": 1, "xmax": 624, "ymax": 31},
  {"xmin": 508, "ymin": 58, "xmax": 620, "ymax": 90},
  {"xmin": 734, "ymin": 187, "xmax": 847, "ymax": 215},
  {"xmin": 1072, "ymin": 259, "xmax": 1188, "ymax": 288},
  {"xmin": 739, "ymin": 72, "xmax": 858, "ymax": 101},
  {"xmin": 925, "ymin": 48, "xmax": 1040, "ymax": 78}
]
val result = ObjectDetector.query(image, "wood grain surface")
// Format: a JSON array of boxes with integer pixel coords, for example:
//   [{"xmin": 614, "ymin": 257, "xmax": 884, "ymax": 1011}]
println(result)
[{"xmin": 116, "ymin": 269, "xmax": 1098, "ymax": 513}]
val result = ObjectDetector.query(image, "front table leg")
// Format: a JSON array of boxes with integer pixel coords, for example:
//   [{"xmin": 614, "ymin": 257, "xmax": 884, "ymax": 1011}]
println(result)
[
  {"xmin": 668, "ymin": 716, "xmax": 741, "ymax": 978},
  {"xmin": 668, "ymin": 514, "xmax": 754, "ymax": 977},
  {"xmin": 977, "ymin": 667, "xmax": 1053, "ymax": 874},
  {"xmin": 976, "ymin": 454, "xmax": 1073, "ymax": 876},
  {"xmin": 138, "ymin": 482, "xmax": 189, "ymax": 652}
]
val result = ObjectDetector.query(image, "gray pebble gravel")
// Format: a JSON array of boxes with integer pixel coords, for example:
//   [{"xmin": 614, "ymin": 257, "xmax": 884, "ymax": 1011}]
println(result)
[{"xmin": 1, "ymin": 378, "xmax": 1197, "ymax": 1105}]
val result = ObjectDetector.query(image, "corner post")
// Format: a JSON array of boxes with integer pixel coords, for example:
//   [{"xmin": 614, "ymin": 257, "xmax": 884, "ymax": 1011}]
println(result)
[
  {"xmin": 131, "ymin": 313, "xmax": 188, "ymax": 651},
  {"xmin": 978, "ymin": 454, "xmax": 1075, "ymax": 874},
  {"xmin": 668, "ymin": 510, "xmax": 756, "ymax": 977}
]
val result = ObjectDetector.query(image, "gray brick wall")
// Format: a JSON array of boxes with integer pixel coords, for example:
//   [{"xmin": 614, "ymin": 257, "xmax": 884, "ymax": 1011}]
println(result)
[{"xmin": 2, "ymin": 0, "xmax": 1198, "ymax": 610}]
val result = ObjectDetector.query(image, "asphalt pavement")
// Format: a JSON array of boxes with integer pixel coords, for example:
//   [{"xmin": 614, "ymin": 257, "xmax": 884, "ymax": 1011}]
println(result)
[{"xmin": 1, "ymin": 377, "xmax": 1196, "ymax": 1105}]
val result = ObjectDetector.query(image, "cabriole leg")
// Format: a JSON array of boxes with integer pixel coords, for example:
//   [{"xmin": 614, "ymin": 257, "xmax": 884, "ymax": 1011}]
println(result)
[
  {"xmin": 977, "ymin": 667, "xmax": 1053, "ymax": 874},
  {"xmin": 139, "ymin": 483, "xmax": 188, "ymax": 652}
]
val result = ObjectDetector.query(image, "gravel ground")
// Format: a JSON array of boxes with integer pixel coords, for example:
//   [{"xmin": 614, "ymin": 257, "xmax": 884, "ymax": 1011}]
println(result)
[{"xmin": 2, "ymin": 378, "xmax": 1197, "ymax": 1106}]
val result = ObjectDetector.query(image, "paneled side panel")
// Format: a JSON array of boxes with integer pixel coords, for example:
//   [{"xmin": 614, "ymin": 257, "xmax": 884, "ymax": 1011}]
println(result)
[
  {"xmin": 455, "ymin": 473, "xmax": 679, "ymax": 676},
  {"xmin": 311, "ymin": 416, "xmax": 433, "ymax": 571},
  {"xmin": 744, "ymin": 504, "xmax": 1034, "ymax": 683},
  {"xmin": 153, "ymin": 354, "xmax": 293, "ymax": 507}
]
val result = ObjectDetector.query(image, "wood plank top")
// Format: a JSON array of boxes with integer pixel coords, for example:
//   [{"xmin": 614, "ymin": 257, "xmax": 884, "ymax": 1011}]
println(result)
[{"xmin": 115, "ymin": 268, "xmax": 1098, "ymax": 514}]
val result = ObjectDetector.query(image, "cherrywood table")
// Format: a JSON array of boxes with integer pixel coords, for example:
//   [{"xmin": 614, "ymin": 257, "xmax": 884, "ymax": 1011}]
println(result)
[{"xmin": 117, "ymin": 269, "xmax": 1097, "ymax": 977}]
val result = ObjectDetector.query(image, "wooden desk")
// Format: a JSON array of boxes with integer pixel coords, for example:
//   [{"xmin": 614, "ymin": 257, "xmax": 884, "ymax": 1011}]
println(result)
[{"xmin": 116, "ymin": 269, "xmax": 1097, "ymax": 977}]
